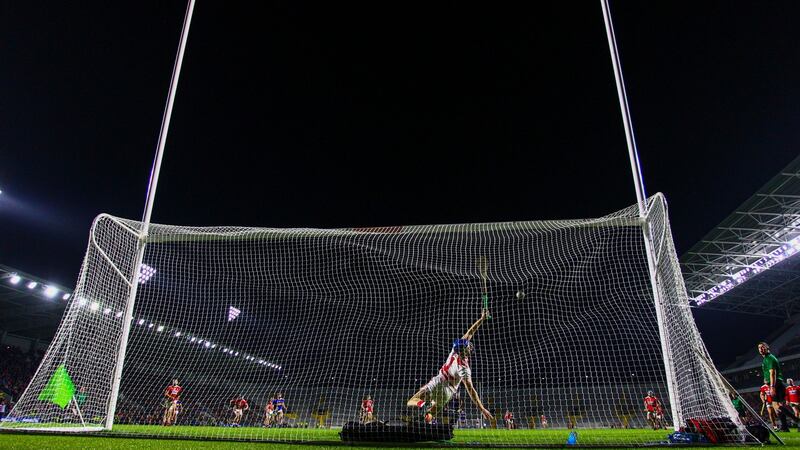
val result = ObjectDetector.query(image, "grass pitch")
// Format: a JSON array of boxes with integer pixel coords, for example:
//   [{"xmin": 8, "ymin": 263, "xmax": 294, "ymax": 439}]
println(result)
[{"xmin": 2, "ymin": 425, "xmax": 799, "ymax": 449}]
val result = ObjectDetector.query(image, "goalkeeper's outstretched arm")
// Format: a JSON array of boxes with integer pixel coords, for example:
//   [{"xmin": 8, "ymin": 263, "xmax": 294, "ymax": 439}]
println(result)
[
  {"xmin": 462, "ymin": 309, "xmax": 490, "ymax": 340},
  {"xmin": 464, "ymin": 378, "xmax": 493, "ymax": 420}
]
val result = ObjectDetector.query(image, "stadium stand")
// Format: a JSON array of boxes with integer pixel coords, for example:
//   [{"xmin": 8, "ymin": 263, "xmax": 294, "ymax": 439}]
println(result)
[{"xmin": 681, "ymin": 155, "xmax": 800, "ymax": 415}]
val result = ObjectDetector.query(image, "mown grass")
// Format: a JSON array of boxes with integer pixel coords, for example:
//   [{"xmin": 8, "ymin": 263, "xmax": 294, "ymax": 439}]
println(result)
[{"xmin": 1, "ymin": 425, "xmax": 798, "ymax": 448}]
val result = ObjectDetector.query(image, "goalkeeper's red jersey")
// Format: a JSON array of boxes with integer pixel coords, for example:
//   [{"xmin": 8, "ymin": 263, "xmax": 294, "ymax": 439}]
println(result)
[
  {"xmin": 643, "ymin": 395, "xmax": 659, "ymax": 412},
  {"xmin": 234, "ymin": 399, "xmax": 249, "ymax": 409},
  {"xmin": 786, "ymin": 385, "xmax": 800, "ymax": 403},
  {"xmin": 165, "ymin": 385, "xmax": 182, "ymax": 400}
]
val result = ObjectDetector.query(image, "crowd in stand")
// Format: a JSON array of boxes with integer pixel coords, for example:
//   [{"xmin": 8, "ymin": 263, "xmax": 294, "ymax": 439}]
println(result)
[{"xmin": 0, "ymin": 345, "xmax": 44, "ymax": 418}]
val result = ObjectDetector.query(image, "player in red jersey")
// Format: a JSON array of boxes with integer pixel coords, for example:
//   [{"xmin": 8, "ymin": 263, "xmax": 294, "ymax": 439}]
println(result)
[
  {"xmin": 540, "ymin": 414, "xmax": 548, "ymax": 428},
  {"xmin": 230, "ymin": 396, "xmax": 249, "ymax": 427},
  {"xmin": 503, "ymin": 410, "xmax": 514, "ymax": 430},
  {"xmin": 643, "ymin": 391, "xmax": 662, "ymax": 430},
  {"xmin": 406, "ymin": 310, "xmax": 493, "ymax": 424},
  {"xmin": 655, "ymin": 404, "xmax": 666, "ymax": 430},
  {"xmin": 263, "ymin": 396, "xmax": 276, "ymax": 427},
  {"xmin": 360, "ymin": 395, "xmax": 375, "ymax": 423},
  {"xmin": 162, "ymin": 379, "xmax": 182, "ymax": 426},
  {"xmin": 760, "ymin": 383, "xmax": 777, "ymax": 429},
  {"xmin": 785, "ymin": 378, "xmax": 800, "ymax": 419}
]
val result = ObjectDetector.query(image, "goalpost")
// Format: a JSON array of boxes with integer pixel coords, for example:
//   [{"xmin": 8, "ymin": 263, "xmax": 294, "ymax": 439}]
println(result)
[
  {"xmin": 1, "ymin": 0, "xmax": 751, "ymax": 446},
  {"xmin": 1, "ymin": 196, "xmax": 748, "ymax": 445}
]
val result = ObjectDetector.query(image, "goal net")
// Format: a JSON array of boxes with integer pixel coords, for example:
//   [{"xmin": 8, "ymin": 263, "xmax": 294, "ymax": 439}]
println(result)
[{"xmin": 2, "ymin": 194, "xmax": 748, "ymax": 445}]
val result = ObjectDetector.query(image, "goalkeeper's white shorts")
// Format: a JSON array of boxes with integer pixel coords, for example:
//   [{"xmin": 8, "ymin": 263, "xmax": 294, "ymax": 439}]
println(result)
[{"xmin": 423, "ymin": 375, "xmax": 457, "ymax": 409}]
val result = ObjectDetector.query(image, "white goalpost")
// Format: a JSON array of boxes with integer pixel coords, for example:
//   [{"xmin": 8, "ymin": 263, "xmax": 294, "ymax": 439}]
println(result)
[
  {"xmin": 0, "ymin": 198, "xmax": 749, "ymax": 445},
  {"xmin": 0, "ymin": 0, "xmax": 752, "ymax": 446}
]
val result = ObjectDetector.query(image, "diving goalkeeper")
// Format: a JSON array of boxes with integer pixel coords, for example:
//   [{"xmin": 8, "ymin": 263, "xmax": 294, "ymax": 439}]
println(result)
[{"xmin": 406, "ymin": 309, "xmax": 493, "ymax": 423}]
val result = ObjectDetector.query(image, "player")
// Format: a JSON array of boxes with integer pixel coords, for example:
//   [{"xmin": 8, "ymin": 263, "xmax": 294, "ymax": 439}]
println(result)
[
  {"xmin": 540, "ymin": 414, "xmax": 548, "ymax": 428},
  {"xmin": 503, "ymin": 410, "xmax": 514, "ymax": 430},
  {"xmin": 162, "ymin": 379, "xmax": 182, "ymax": 426},
  {"xmin": 759, "ymin": 342, "xmax": 799, "ymax": 431},
  {"xmin": 786, "ymin": 379, "xmax": 800, "ymax": 419},
  {"xmin": 230, "ymin": 395, "xmax": 249, "ymax": 427},
  {"xmin": 655, "ymin": 404, "xmax": 666, "ymax": 430},
  {"xmin": 360, "ymin": 395, "xmax": 374, "ymax": 423},
  {"xmin": 643, "ymin": 391, "xmax": 662, "ymax": 430},
  {"xmin": 271, "ymin": 393, "xmax": 287, "ymax": 426},
  {"xmin": 406, "ymin": 309, "xmax": 493, "ymax": 424},
  {"xmin": 263, "ymin": 396, "xmax": 275, "ymax": 427},
  {"xmin": 760, "ymin": 382, "xmax": 777, "ymax": 430}
]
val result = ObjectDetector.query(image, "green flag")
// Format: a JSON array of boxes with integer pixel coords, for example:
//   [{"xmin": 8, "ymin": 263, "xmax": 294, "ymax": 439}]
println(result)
[{"xmin": 38, "ymin": 364, "xmax": 75, "ymax": 409}]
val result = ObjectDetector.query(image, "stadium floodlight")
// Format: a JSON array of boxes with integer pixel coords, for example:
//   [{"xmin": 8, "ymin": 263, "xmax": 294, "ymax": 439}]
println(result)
[
  {"xmin": 227, "ymin": 306, "xmax": 241, "ymax": 321},
  {"xmin": 156, "ymin": 325, "xmax": 165, "ymax": 332},
  {"xmin": 90, "ymin": 302, "xmax": 100, "ymax": 312},
  {"xmin": 148, "ymin": 323, "xmax": 154, "ymax": 329},
  {"xmin": 26, "ymin": 281, "xmax": 37, "ymax": 289},
  {"xmin": 138, "ymin": 263, "xmax": 157, "ymax": 284},
  {"xmin": 62, "ymin": 293, "xmax": 71, "ymax": 300},
  {"xmin": 695, "ymin": 232, "xmax": 800, "ymax": 305},
  {"xmin": 103, "ymin": 308, "xmax": 112, "ymax": 315},
  {"xmin": 44, "ymin": 286, "xmax": 59, "ymax": 298},
  {"xmin": 78, "ymin": 297, "xmax": 88, "ymax": 307},
  {"xmin": 9, "ymin": 274, "xmax": 21, "ymax": 285},
  {"xmin": 204, "ymin": 341, "xmax": 211, "ymax": 348},
  {"xmin": 137, "ymin": 319, "xmax": 145, "ymax": 326},
  {"xmin": 115, "ymin": 311, "xmax": 123, "ymax": 318},
  {"xmin": 190, "ymin": 337, "xmax": 197, "ymax": 343},
  {"xmin": 174, "ymin": 331, "xmax": 182, "ymax": 337}
]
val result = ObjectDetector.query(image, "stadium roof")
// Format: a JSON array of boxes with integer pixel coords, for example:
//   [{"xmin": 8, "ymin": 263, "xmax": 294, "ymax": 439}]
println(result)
[
  {"xmin": 0, "ymin": 264, "xmax": 72, "ymax": 340},
  {"xmin": 681, "ymin": 155, "xmax": 800, "ymax": 317}
]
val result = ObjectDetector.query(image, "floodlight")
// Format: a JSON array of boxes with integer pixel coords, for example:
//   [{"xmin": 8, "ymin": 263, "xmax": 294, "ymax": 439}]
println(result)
[
  {"xmin": 137, "ymin": 319, "xmax": 145, "ymax": 326},
  {"xmin": 157, "ymin": 325, "xmax": 165, "ymax": 332},
  {"xmin": 9, "ymin": 274, "xmax": 21, "ymax": 285},
  {"xmin": 227, "ymin": 306, "xmax": 241, "ymax": 321},
  {"xmin": 78, "ymin": 297, "xmax": 89, "ymax": 307},
  {"xmin": 138, "ymin": 264, "xmax": 157, "ymax": 284},
  {"xmin": 103, "ymin": 308, "xmax": 112, "ymax": 315},
  {"xmin": 204, "ymin": 342, "xmax": 211, "ymax": 348},
  {"xmin": 62, "ymin": 293, "xmax": 71, "ymax": 300},
  {"xmin": 44, "ymin": 286, "xmax": 59, "ymax": 298},
  {"xmin": 27, "ymin": 281, "xmax": 37, "ymax": 289},
  {"xmin": 90, "ymin": 302, "xmax": 100, "ymax": 312},
  {"xmin": 115, "ymin": 311, "xmax": 123, "ymax": 318},
  {"xmin": 174, "ymin": 332, "xmax": 182, "ymax": 337}
]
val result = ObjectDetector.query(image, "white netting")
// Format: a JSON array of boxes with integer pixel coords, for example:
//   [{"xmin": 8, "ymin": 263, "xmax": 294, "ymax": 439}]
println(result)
[{"xmin": 2, "ymin": 194, "xmax": 749, "ymax": 445}]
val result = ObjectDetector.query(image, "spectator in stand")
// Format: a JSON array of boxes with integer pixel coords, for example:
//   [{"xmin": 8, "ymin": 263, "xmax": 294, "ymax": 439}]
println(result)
[{"xmin": 0, "ymin": 345, "xmax": 44, "ymax": 401}]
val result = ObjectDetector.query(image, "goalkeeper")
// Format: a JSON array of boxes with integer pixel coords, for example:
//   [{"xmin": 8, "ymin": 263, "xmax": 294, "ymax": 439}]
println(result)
[{"xmin": 406, "ymin": 309, "xmax": 493, "ymax": 423}]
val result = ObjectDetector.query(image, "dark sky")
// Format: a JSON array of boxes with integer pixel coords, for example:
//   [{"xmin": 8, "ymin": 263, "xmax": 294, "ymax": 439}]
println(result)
[{"xmin": 1, "ymin": 2, "xmax": 798, "ymax": 365}]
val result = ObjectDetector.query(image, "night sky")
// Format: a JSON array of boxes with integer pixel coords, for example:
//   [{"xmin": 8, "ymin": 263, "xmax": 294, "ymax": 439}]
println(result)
[{"xmin": 1, "ymin": 1, "xmax": 798, "ymax": 366}]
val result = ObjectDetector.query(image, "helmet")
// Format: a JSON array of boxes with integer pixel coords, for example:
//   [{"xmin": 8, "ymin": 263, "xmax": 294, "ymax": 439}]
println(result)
[{"xmin": 452, "ymin": 338, "xmax": 472, "ymax": 353}]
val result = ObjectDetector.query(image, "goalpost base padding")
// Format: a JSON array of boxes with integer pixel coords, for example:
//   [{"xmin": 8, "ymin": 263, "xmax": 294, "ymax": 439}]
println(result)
[{"xmin": 340, "ymin": 421, "xmax": 453, "ymax": 442}]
